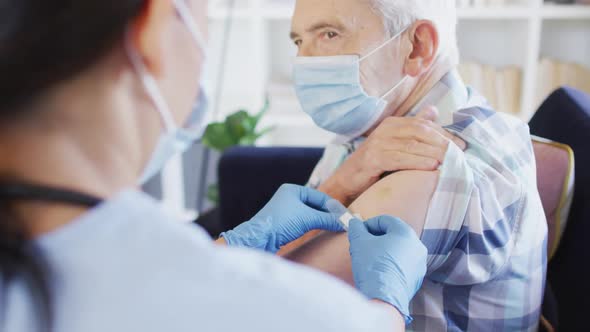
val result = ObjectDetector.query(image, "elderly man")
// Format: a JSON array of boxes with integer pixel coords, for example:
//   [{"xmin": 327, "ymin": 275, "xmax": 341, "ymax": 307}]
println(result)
[{"xmin": 283, "ymin": 0, "xmax": 547, "ymax": 331}]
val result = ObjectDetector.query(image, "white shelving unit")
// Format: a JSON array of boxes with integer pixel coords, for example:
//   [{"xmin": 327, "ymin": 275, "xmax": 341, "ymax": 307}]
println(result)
[{"xmin": 206, "ymin": 0, "xmax": 590, "ymax": 147}]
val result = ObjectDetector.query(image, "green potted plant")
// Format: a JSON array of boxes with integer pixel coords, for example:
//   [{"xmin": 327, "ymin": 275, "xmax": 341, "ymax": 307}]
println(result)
[{"xmin": 202, "ymin": 99, "xmax": 273, "ymax": 205}]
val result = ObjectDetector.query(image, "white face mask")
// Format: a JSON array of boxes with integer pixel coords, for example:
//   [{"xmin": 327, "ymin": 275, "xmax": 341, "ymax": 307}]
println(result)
[
  {"xmin": 293, "ymin": 27, "xmax": 409, "ymax": 139},
  {"xmin": 126, "ymin": 0, "xmax": 209, "ymax": 184}
]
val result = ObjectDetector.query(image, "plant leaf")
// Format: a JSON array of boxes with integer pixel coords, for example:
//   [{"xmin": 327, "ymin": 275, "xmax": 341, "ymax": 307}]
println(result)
[
  {"xmin": 226, "ymin": 110, "xmax": 252, "ymax": 140},
  {"xmin": 238, "ymin": 126, "xmax": 275, "ymax": 146},
  {"xmin": 253, "ymin": 96, "xmax": 271, "ymax": 127},
  {"xmin": 255, "ymin": 97, "xmax": 270, "ymax": 120},
  {"xmin": 238, "ymin": 134, "xmax": 259, "ymax": 146},
  {"xmin": 202, "ymin": 123, "xmax": 236, "ymax": 152},
  {"xmin": 204, "ymin": 102, "xmax": 273, "ymax": 152}
]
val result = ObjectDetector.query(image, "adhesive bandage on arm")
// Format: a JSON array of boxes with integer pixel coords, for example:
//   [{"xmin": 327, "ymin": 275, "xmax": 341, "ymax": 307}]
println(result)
[{"xmin": 325, "ymin": 199, "xmax": 363, "ymax": 231}]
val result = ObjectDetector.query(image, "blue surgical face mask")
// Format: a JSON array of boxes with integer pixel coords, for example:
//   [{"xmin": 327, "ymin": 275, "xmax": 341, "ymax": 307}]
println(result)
[
  {"xmin": 126, "ymin": 0, "xmax": 209, "ymax": 184},
  {"xmin": 293, "ymin": 27, "xmax": 409, "ymax": 139}
]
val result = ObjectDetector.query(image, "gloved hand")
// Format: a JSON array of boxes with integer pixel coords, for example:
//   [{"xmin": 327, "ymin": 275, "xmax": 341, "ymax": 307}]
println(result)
[
  {"xmin": 348, "ymin": 216, "xmax": 428, "ymax": 324},
  {"xmin": 221, "ymin": 184, "xmax": 344, "ymax": 253}
]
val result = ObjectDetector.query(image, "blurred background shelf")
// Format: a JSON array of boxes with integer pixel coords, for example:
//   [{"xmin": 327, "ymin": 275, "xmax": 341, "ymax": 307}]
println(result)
[
  {"xmin": 209, "ymin": 2, "xmax": 590, "ymax": 20},
  {"xmin": 163, "ymin": 0, "xmax": 590, "ymax": 214},
  {"xmin": 207, "ymin": 0, "xmax": 590, "ymax": 131},
  {"xmin": 457, "ymin": 7, "xmax": 533, "ymax": 19},
  {"xmin": 542, "ymin": 4, "xmax": 590, "ymax": 18}
]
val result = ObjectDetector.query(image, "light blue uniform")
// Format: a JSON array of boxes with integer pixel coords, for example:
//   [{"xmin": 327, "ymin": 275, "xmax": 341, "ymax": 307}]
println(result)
[{"xmin": 2, "ymin": 190, "xmax": 394, "ymax": 332}]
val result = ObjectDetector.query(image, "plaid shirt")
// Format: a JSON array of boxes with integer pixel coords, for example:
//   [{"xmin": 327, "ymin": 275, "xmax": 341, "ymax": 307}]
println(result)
[{"xmin": 308, "ymin": 71, "xmax": 547, "ymax": 331}]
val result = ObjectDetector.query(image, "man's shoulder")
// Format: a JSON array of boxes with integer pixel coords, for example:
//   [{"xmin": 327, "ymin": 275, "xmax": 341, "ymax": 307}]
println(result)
[
  {"xmin": 450, "ymin": 104, "xmax": 530, "ymax": 140},
  {"xmin": 449, "ymin": 104, "xmax": 536, "ymax": 177}
]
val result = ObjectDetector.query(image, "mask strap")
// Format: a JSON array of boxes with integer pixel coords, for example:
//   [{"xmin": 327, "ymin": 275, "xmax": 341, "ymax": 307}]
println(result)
[
  {"xmin": 174, "ymin": 0, "xmax": 207, "ymax": 55},
  {"xmin": 359, "ymin": 25, "xmax": 410, "ymax": 63},
  {"xmin": 125, "ymin": 1, "xmax": 207, "ymax": 133},
  {"xmin": 125, "ymin": 33, "xmax": 177, "ymax": 132},
  {"xmin": 381, "ymin": 75, "xmax": 409, "ymax": 100}
]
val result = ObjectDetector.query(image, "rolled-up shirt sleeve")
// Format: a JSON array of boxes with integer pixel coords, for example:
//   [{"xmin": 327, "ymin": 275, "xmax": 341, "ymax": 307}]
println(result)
[{"xmin": 420, "ymin": 109, "xmax": 534, "ymax": 285}]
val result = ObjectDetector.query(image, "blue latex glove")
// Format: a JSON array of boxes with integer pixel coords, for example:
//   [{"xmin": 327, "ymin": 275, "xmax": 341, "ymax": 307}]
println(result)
[
  {"xmin": 221, "ymin": 184, "xmax": 344, "ymax": 253},
  {"xmin": 348, "ymin": 216, "xmax": 427, "ymax": 324}
]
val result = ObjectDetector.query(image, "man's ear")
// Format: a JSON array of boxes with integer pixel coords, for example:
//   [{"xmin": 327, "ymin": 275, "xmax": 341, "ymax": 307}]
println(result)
[
  {"xmin": 403, "ymin": 20, "xmax": 440, "ymax": 77},
  {"xmin": 129, "ymin": 0, "xmax": 175, "ymax": 77}
]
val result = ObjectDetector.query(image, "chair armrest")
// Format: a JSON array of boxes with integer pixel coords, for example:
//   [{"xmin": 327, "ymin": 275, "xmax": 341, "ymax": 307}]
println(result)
[{"xmin": 218, "ymin": 146, "xmax": 324, "ymax": 231}]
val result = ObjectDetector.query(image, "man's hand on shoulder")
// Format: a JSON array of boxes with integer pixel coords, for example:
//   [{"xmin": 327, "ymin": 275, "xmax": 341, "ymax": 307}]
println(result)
[{"xmin": 319, "ymin": 107, "xmax": 465, "ymax": 206}]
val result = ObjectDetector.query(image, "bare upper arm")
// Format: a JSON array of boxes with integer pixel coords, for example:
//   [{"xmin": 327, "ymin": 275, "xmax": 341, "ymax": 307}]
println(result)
[
  {"xmin": 285, "ymin": 170, "xmax": 439, "ymax": 279},
  {"xmin": 349, "ymin": 170, "xmax": 440, "ymax": 236}
]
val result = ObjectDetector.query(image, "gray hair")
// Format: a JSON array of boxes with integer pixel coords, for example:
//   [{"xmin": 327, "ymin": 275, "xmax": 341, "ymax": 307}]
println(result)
[{"xmin": 369, "ymin": 0, "xmax": 459, "ymax": 64}]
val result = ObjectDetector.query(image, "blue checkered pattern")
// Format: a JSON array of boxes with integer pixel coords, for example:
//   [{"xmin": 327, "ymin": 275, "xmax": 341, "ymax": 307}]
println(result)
[{"xmin": 308, "ymin": 71, "xmax": 547, "ymax": 331}]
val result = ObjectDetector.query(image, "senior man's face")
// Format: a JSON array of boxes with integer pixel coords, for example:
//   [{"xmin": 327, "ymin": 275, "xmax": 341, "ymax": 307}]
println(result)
[
  {"xmin": 290, "ymin": 0, "xmax": 387, "ymax": 57},
  {"xmin": 290, "ymin": 0, "xmax": 410, "ymax": 110}
]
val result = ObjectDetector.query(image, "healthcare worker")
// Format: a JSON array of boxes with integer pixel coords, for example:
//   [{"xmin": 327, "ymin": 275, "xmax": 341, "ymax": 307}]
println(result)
[{"xmin": 0, "ymin": 0, "xmax": 429, "ymax": 331}]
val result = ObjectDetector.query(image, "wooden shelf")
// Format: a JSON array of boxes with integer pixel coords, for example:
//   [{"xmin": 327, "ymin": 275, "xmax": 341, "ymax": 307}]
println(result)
[
  {"xmin": 210, "ymin": 8, "xmax": 533, "ymax": 20},
  {"xmin": 209, "ymin": 3, "xmax": 294, "ymax": 20},
  {"xmin": 542, "ymin": 4, "xmax": 590, "ymax": 19},
  {"xmin": 457, "ymin": 7, "xmax": 532, "ymax": 20},
  {"xmin": 209, "ymin": 3, "xmax": 590, "ymax": 20}
]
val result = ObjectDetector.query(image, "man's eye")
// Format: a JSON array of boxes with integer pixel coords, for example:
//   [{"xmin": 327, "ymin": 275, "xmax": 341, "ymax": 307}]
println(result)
[
  {"xmin": 294, "ymin": 39, "xmax": 302, "ymax": 47},
  {"xmin": 323, "ymin": 31, "xmax": 339, "ymax": 39}
]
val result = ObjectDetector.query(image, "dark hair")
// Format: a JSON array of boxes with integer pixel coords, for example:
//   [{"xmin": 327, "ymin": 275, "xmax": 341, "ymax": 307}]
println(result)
[
  {"xmin": 0, "ymin": 1, "xmax": 146, "ymax": 113},
  {"xmin": 0, "ymin": 0, "xmax": 145, "ymax": 330}
]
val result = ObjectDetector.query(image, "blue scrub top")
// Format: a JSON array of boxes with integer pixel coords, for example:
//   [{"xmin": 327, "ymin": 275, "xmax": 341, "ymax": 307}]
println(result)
[{"xmin": 3, "ymin": 190, "xmax": 394, "ymax": 332}]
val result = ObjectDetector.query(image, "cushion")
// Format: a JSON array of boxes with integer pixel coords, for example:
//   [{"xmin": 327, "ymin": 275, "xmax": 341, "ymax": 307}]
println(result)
[{"xmin": 532, "ymin": 137, "xmax": 575, "ymax": 260}]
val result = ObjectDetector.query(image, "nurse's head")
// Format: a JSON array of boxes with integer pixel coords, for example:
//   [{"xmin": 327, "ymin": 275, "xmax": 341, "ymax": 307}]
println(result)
[
  {"xmin": 0, "ymin": 0, "xmax": 207, "ymax": 329},
  {"xmin": 290, "ymin": 0, "xmax": 458, "ymax": 126},
  {"xmin": 0, "ymin": 0, "xmax": 208, "ymax": 188}
]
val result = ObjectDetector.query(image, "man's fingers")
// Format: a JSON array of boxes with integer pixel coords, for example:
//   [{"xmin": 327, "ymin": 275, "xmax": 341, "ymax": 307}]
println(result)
[
  {"xmin": 379, "ymin": 151, "xmax": 440, "ymax": 172},
  {"xmin": 397, "ymin": 121, "xmax": 466, "ymax": 152},
  {"xmin": 426, "ymin": 122, "xmax": 467, "ymax": 150},
  {"xmin": 415, "ymin": 105, "xmax": 439, "ymax": 121},
  {"xmin": 379, "ymin": 112, "xmax": 466, "ymax": 151},
  {"xmin": 389, "ymin": 139, "xmax": 447, "ymax": 162},
  {"xmin": 395, "ymin": 124, "xmax": 449, "ymax": 149},
  {"xmin": 454, "ymin": 136, "xmax": 467, "ymax": 150},
  {"xmin": 404, "ymin": 105, "xmax": 467, "ymax": 151}
]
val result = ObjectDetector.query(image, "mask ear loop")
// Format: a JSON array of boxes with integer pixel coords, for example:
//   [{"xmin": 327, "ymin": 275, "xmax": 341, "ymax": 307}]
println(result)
[
  {"xmin": 125, "ymin": 32, "xmax": 177, "ymax": 132},
  {"xmin": 380, "ymin": 75, "xmax": 409, "ymax": 99},
  {"xmin": 125, "ymin": 0, "xmax": 207, "ymax": 133},
  {"xmin": 358, "ymin": 25, "xmax": 411, "ymax": 100},
  {"xmin": 173, "ymin": 0, "xmax": 209, "ymax": 135},
  {"xmin": 359, "ymin": 25, "xmax": 410, "ymax": 63},
  {"xmin": 174, "ymin": 0, "xmax": 207, "ymax": 54}
]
